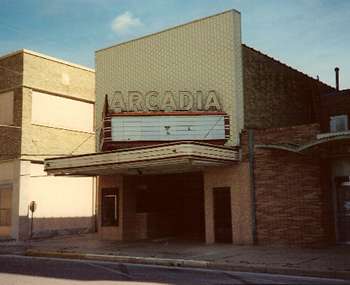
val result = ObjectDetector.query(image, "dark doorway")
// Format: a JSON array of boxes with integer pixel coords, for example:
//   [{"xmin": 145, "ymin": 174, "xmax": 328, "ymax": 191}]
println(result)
[
  {"xmin": 101, "ymin": 188, "xmax": 119, "ymax": 227},
  {"xmin": 124, "ymin": 172, "xmax": 205, "ymax": 241},
  {"xmin": 213, "ymin": 187, "xmax": 232, "ymax": 243},
  {"xmin": 336, "ymin": 181, "xmax": 350, "ymax": 243}
]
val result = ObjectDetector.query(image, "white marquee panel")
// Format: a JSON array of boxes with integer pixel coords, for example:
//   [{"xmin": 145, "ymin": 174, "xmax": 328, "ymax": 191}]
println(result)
[{"xmin": 111, "ymin": 115, "xmax": 227, "ymax": 141}]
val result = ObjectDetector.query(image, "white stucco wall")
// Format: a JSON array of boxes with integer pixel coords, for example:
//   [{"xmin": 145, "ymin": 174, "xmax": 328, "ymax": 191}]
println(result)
[
  {"xmin": 31, "ymin": 91, "xmax": 94, "ymax": 133},
  {"xmin": 19, "ymin": 161, "xmax": 96, "ymax": 218}
]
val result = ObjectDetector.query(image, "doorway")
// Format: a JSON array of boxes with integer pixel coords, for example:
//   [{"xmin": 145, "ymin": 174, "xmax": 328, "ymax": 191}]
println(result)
[
  {"xmin": 213, "ymin": 187, "xmax": 232, "ymax": 243},
  {"xmin": 124, "ymin": 172, "xmax": 205, "ymax": 241},
  {"xmin": 336, "ymin": 181, "xmax": 350, "ymax": 243}
]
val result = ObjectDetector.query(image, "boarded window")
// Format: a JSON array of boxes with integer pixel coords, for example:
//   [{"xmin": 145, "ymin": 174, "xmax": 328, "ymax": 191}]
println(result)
[
  {"xmin": 31, "ymin": 91, "xmax": 94, "ymax": 132},
  {"xmin": 0, "ymin": 187, "xmax": 12, "ymax": 226},
  {"xmin": 101, "ymin": 188, "xmax": 118, "ymax": 226},
  {"xmin": 0, "ymin": 91, "xmax": 14, "ymax": 125}
]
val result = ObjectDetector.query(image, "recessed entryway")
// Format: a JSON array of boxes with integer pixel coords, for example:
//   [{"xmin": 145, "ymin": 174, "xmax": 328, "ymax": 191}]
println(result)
[{"xmin": 123, "ymin": 172, "xmax": 205, "ymax": 241}]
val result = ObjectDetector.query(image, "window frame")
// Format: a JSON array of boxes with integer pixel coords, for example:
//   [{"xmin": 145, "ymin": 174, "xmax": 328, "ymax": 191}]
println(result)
[
  {"xmin": 330, "ymin": 114, "xmax": 349, "ymax": 133},
  {"xmin": 0, "ymin": 91, "xmax": 14, "ymax": 126},
  {"xmin": 101, "ymin": 188, "xmax": 119, "ymax": 227}
]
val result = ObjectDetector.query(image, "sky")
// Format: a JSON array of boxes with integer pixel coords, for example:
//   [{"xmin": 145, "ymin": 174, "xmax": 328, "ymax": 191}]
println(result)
[{"xmin": 0, "ymin": 0, "xmax": 349, "ymax": 89}]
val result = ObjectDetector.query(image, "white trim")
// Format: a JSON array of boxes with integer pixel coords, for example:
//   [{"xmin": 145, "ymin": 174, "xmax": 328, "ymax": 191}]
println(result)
[
  {"xmin": 44, "ymin": 143, "xmax": 239, "ymax": 175},
  {"xmin": 317, "ymin": 130, "xmax": 350, "ymax": 140}
]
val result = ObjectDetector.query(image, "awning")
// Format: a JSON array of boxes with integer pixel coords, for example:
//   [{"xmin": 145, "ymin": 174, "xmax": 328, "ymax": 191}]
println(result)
[
  {"xmin": 44, "ymin": 141, "xmax": 239, "ymax": 176},
  {"xmin": 256, "ymin": 131, "xmax": 350, "ymax": 156}
]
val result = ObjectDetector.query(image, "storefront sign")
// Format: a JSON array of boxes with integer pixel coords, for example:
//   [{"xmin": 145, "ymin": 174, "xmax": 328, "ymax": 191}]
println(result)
[{"xmin": 108, "ymin": 90, "xmax": 222, "ymax": 112}]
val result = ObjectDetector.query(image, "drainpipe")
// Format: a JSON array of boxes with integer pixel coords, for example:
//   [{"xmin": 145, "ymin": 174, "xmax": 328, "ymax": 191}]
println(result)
[{"xmin": 248, "ymin": 129, "xmax": 257, "ymax": 244}]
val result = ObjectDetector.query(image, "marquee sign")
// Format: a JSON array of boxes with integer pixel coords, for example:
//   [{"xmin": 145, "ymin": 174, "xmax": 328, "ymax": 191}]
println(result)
[
  {"xmin": 108, "ymin": 90, "xmax": 222, "ymax": 112},
  {"xmin": 110, "ymin": 114, "xmax": 228, "ymax": 142},
  {"xmin": 101, "ymin": 90, "xmax": 229, "ymax": 147}
]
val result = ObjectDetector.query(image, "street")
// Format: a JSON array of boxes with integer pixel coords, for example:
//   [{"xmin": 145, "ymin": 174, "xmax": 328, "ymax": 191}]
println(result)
[{"xmin": 0, "ymin": 255, "xmax": 348, "ymax": 285}]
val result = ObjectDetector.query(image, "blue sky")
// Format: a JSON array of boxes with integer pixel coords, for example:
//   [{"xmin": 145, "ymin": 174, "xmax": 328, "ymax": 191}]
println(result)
[{"xmin": 0, "ymin": 0, "xmax": 349, "ymax": 88}]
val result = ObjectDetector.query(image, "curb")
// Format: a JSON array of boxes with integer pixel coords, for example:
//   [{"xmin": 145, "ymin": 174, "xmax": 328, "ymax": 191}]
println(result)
[{"xmin": 25, "ymin": 249, "xmax": 350, "ymax": 280}]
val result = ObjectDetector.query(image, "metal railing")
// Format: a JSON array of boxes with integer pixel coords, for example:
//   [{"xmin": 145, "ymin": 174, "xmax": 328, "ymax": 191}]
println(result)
[{"xmin": 0, "ymin": 208, "xmax": 11, "ymax": 226}]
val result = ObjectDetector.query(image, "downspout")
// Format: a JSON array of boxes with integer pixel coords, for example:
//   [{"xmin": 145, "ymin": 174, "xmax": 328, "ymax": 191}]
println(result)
[{"xmin": 248, "ymin": 129, "xmax": 257, "ymax": 244}]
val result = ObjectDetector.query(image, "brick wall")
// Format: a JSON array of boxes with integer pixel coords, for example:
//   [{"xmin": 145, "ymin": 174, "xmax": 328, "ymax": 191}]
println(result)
[
  {"xmin": 242, "ymin": 45, "xmax": 334, "ymax": 129},
  {"xmin": 241, "ymin": 124, "xmax": 335, "ymax": 247},
  {"xmin": 0, "ymin": 88, "xmax": 22, "ymax": 160},
  {"xmin": 320, "ymin": 91, "xmax": 350, "ymax": 132},
  {"xmin": 0, "ymin": 52, "xmax": 23, "ymax": 160},
  {"xmin": 0, "ymin": 52, "xmax": 22, "ymax": 90}
]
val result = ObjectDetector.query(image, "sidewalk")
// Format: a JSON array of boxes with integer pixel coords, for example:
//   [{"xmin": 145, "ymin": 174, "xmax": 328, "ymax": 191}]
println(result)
[{"xmin": 1, "ymin": 233, "xmax": 350, "ymax": 280}]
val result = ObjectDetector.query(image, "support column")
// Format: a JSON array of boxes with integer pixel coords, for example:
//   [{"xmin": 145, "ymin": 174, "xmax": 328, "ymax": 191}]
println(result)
[
  {"xmin": 204, "ymin": 164, "xmax": 253, "ymax": 245},
  {"xmin": 204, "ymin": 176, "xmax": 214, "ymax": 244}
]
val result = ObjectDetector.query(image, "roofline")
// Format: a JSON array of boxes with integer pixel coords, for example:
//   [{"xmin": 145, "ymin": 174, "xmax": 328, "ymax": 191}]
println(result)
[
  {"xmin": 96, "ymin": 9, "xmax": 240, "ymax": 53},
  {"xmin": 0, "ymin": 49, "xmax": 95, "ymax": 73},
  {"xmin": 322, "ymin": 89, "xmax": 350, "ymax": 96},
  {"xmin": 242, "ymin": 44, "xmax": 335, "ymax": 90}
]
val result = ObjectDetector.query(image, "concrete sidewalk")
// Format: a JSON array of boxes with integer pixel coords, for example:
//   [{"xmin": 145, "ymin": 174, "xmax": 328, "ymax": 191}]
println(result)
[{"xmin": 1, "ymin": 233, "xmax": 350, "ymax": 280}]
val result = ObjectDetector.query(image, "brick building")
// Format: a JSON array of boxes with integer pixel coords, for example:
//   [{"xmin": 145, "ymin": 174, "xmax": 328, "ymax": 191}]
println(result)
[
  {"xmin": 0, "ymin": 49, "xmax": 96, "ymax": 239},
  {"xmin": 44, "ymin": 10, "xmax": 348, "ymax": 246}
]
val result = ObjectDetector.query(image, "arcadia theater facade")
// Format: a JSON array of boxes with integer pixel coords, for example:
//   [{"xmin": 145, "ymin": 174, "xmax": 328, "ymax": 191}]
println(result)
[{"xmin": 45, "ymin": 10, "xmax": 349, "ymax": 246}]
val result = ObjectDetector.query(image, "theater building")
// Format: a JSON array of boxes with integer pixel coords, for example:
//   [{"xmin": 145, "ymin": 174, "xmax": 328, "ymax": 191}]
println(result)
[{"xmin": 45, "ymin": 10, "xmax": 348, "ymax": 246}]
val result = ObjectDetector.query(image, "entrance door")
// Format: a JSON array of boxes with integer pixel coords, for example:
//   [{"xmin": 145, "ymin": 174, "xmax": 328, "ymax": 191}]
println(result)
[
  {"xmin": 0, "ymin": 187, "xmax": 12, "ymax": 236},
  {"xmin": 213, "ymin": 187, "xmax": 232, "ymax": 243},
  {"xmin": 337, "ymin": 183, "xmax": 350, "ymax": 243}
]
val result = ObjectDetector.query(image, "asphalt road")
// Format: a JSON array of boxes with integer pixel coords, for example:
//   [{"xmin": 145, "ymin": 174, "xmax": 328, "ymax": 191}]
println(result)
[{"xmin": 0, "ymin": 255, "xmax": 349, "ymax": 285}]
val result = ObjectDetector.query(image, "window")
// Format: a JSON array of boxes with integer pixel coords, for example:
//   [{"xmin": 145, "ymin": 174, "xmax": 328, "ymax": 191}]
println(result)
[
  {"xmin": 330, "ymin": 115, "xmax": 348, "ymax": 133},
  {"xmin": 0, "ymin": 187, "xmax": 12, "ymax": 227},
  {"xmin": 101, "ymin": 188, "xmax": 118, "ymax": 226},
  {"xmin": 31, "ymin": 91, "xmax": 94, "ymax": 132},
  {"xmin": 0, "ymin": 91, "xmax": 14, "ymax": 125}
]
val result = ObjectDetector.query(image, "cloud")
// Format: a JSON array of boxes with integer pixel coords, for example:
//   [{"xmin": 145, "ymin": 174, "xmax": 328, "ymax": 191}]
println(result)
[{"xmin": 111, "ymin": 12, "xmax": 143, "ymax": 34}]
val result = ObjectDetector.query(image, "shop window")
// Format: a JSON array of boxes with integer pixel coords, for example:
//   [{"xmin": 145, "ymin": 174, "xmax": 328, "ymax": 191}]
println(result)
[
  {"xmin": 101, "ymin": 188, "xmax": 118, "ymax": 226},
  {"xmin": 330, "ymin": 115, "xmax": 348, "ymax": 133}
]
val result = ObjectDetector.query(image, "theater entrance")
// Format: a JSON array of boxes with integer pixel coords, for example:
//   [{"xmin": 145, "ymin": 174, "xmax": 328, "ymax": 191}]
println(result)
[{"xmin": 123, "ymin": 172, "xmax": 205, "ymax": 241}]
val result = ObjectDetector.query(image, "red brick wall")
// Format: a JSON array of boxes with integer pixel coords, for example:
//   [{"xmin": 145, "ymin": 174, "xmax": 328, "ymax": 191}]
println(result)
[
  {"xmin": 320, "ymin": 91, "xmax": 350, "ymax": 132},
  {"xmin": 241, "ymin": 124, "xmax": 335, "ymax": 247},
  {"xmin": 242, "ymin": 45, "xmax": 334, "ymax": 129}
]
